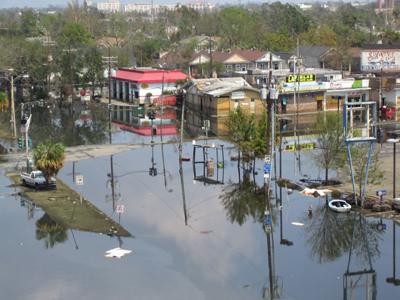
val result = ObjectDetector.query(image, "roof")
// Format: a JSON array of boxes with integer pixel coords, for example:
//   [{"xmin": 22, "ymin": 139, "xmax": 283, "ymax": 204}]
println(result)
[
  {"xmin": 113, "ymin": 68, "xmax": 187, "ymax": 83},
  {"xmin": 191, "ymin": 49, "xmax": 266, "ymax": 64},
  {"xmin": 362, "ymin": 43, "xmax": 400, "ymax": 50},
  {"xmin": 189, "ymin": 77, "xmax": 259, "ymax": 97},
  {"xmin": 293, "ymin": 46, "xmax": 332, "ymax": 58}
]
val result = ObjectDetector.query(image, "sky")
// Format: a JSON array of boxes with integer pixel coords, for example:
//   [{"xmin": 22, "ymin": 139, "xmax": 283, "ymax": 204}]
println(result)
[{"xmin": 0, "ymin": 0, "xmax": 366, "ymax": 9}]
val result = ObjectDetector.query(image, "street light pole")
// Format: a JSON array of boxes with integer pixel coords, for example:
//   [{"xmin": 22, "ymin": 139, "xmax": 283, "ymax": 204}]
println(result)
[
  {"xmin": 10, "ymin": 75, "xmax": 16, "ymax": 138},
  {"xmin": 388, "ymin": 138, "xmax": 399, "ymax": 199}
]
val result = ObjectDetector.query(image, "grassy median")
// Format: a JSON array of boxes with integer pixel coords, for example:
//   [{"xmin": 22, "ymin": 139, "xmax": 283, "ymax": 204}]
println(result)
[{"xmin": 8, "ymin": 173, "xmax": 132, "ymax": 237}]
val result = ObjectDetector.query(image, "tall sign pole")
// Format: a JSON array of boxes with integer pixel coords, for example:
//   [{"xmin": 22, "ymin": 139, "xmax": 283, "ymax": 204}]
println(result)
[{"xmin": 10, "ymin": 75, "xmax": 16, "ymax": 138}]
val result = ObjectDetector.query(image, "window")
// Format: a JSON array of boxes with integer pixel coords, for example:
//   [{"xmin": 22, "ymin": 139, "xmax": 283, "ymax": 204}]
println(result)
[
  {"xmin": 226, "ymin": 64, "xmax": 233, "ymax": 72},
  {"xmin": 241, "ymin": 64, "xmax": 246, "ymax": 71},
  {"xmin": 235, "ymin": 64, "xmax": 241, "ymax": 72},
  {"xmin": 273, "ymin": 62, "xmax": 279, "ymax": 70}
]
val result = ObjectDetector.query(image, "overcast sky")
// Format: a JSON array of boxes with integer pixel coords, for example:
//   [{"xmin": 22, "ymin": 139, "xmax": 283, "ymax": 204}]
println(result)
[
  {"xmin": 0, "ymin": 0, "xmax": 361, "ymax": 9},
  {"xmin": 0, "ymin": 0, "xmax": 226, "ymax": 9},
  {"xmin": 0, "ymin": 0, "xmax": 310, "ymax": 9}
]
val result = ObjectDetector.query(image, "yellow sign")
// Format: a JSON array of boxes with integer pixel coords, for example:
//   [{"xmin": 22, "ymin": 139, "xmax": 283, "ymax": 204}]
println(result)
[
  {"xmin": 284, "ymin": 143, "xmax": 316, "ymax": 152},
  {"xmin": 286, "ymin": 74, "xmax": 316, "ymax": 83}
]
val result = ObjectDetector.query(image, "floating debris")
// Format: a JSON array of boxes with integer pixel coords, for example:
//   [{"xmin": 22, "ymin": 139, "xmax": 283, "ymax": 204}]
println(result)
[
  {"xmin": 105, "ymin": 247, "xmax": 132, "ymax": 258},
  {"xmin": 291, "ymin": 222, "xmax": 304, "ymax": 227}
]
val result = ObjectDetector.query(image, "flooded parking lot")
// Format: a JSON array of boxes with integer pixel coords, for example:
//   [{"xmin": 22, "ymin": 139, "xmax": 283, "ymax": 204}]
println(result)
[{"xmin": 1, "ymin": 135, "xmax": 399, "ymax": 299}]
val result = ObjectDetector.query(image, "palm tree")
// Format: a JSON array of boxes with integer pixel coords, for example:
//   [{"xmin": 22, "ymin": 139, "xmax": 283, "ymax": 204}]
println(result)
[{"xmin": 33, "ymin": 141, "xmax": 65, "ymax": 184}]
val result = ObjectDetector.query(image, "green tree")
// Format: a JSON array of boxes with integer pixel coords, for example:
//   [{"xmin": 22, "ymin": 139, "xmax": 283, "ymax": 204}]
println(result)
[
  {"xmin": 300, "ymin": 25, "xmax": 337, "ymax": 47},
  {"xmin": 33, "ymin": 141, "xmax": 65, "ymax": 184},
  {"xmin": 0, "ymin": 90, "xmax": 6, "ymax": 111},
  {"xmin": 218, "ymin": 7, "xmax": 254, "ymax": 48},
  {"xmin": 313, "ymin": 113, "xmax": 344, "ymax": 183},
  {"xmin": 261, "ymin": 3, "xmax": 312, "ymax": 36}
]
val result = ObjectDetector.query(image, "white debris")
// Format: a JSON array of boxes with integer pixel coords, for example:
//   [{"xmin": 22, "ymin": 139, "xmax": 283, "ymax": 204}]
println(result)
[
  {"xmin": 291, "ymin": 222, "xmax": 305, "ymax": 227},
  {"xmin": 105, "ymin": 247, "xmax": 132, "ymax": 258},
  {"xmin": 301, "ymin": 188, "xmax": 332, "ymax": 197}
]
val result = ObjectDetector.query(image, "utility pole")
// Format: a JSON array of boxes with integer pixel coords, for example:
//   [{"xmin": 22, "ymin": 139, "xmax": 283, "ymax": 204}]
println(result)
[
  {"xmin": 208, "ymin": 36, "xmax": 213, "ymax": 78},
  {"xmin": 10, "ymin": 75, "xmax": 16, "ymax": 138},
  {"xmin": 102, "ymin": 46, "xmax": 118, "ymax": 144},
  {"xmin": 179, "ymin": 96, "xmax": 188, "ymax": 225}
]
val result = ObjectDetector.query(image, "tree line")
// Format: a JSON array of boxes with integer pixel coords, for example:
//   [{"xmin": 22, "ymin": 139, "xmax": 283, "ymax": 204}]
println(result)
[{"xmin": 0, "ymin": 1, "xmax": 398, "ymax": 102}]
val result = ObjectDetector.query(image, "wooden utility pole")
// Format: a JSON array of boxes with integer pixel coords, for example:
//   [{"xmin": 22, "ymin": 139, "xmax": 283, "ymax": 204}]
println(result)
[{"xmin": 102, "ymin": 46, "xmax": 118, "ymax": 144}]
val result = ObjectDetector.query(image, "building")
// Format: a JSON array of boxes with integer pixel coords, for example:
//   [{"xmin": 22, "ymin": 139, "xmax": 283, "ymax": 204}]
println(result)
[
  {"xmin": 185, "ymin": 77, "xmax": 263, "ymax": 135},
  {"xmin": 360, "ymin": 44, "xmax": 400, "ymax": 73},
  {"xmin": 291, "ymin": 46, "xmax": 333, "ymax": 69},
  {"xmin": 97, "ymin": 0, "xmax": 120, "ymax": 13},
  {"xmin": 123, "ymin": 2, "xmax": 214, "ymax": 14},
  {"xmin": 189, "ymin": 50, "xmax": 287, "ymax": 78},
  {"xmin": 110, "ymin": 68, "xmax": 187, "ymax": 104}
]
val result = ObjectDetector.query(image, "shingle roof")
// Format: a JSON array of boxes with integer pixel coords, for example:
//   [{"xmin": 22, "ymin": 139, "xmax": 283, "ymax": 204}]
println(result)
[
  {"xmin": 293, "ymin": 46, "xmax": 331, "ymax": 58},
  {"xmin": 192, "ymin": 49, "xmax": 266, "ymax": 63},
  {"xmin": 190, "ymin": 77, "xmax": 259, "ymax": 97}
]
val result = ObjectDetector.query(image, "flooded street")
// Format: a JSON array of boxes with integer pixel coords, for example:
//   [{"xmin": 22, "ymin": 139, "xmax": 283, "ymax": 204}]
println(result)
[{"xmin": 0, "ymin": 103, "xmax": 399, "ymax": 299}]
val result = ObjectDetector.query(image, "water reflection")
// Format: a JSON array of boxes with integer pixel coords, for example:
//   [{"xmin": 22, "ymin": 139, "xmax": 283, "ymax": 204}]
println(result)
[
  {"xmin": 220, "ymin": 170, "xmax": 265, "ymax": 226},
  {"xmin": 386, "ymin": 221, "xmax": 400, "ymax": 286},
  {"xmin": 343, "ymin": 214, "xmax": 378, "ymax": 300},
  {"xmin": 306, "ymin": 208, "xmax": 382, "ymax": 264},
  {"xmin": 35, "ymin": 213, "xmax": 68, "ymax": 249},
  {"xmin": 29, "ymin": 102, "xmax": 109, "ymax": 147}
]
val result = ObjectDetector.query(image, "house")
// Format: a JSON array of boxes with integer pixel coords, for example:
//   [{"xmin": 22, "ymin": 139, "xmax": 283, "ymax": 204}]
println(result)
[
  {"xmin": 185, "ymin": 77, "xmax": 263, "ymax": 135},
  {"xmin": 110, "ymin": 68, "xmax": 187, "ymax": 104},
  {"xmin": 291, "ymin": 46, "xmax": 333, "ymax": 69},
  {"xmin": 189, "ymin": 49, "xmax": 287, "ymax": 78}
]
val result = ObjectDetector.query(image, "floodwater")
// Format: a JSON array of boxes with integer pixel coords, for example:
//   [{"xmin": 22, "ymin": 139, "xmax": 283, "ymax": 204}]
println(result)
[
  {"xmin": 0, "ymin": 104, "xmax": 399, "ymax": 299},
  {"xmin": 0, "ymin": 140, "xmax": 400, "ymax": 299}
]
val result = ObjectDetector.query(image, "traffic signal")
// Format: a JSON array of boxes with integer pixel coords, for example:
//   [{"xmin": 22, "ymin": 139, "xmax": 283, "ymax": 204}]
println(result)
[{"xmin": 18, "ymin": 137, "xmax": 23, "ymax": 149}]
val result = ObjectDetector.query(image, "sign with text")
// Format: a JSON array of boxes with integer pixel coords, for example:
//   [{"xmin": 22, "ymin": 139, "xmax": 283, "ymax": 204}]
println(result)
[
  {"xmin": 264, "ymin": 163, "xmax": 271, "ymax": 173},
  {"xmin": 231, "ymin": 91, "xmax": 245, "ymax": 100},
  {"xmin": 116, "ymin": 204, "xmax": 125, "ymax": 214},
  {"xmin": 75, "ymin": 175, "xmax": 84, "ymax": 186},
  {"xmin": 361, "ymin": 49, "xmax": 400, "ymax": 72},
  {"xmin": 286, "ymin": 74, "xmax": 316, "ymax": 83}
]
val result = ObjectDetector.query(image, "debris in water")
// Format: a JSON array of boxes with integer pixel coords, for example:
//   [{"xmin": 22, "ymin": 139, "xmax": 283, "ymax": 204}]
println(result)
[
  {"xmin": 199, "ymin": 230, "xmax": 213, "ymax": 234},
  {"xmin": 291, "ymin": 222, "xmax": 304, "ymax": 227},
  {"xmin": 105, "ymin": 247, "xmax": 132, "ymax": 258}
]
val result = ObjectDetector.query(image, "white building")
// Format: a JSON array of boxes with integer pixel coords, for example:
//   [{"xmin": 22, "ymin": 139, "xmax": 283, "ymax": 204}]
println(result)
[
  {"xmin": 123, "ymin": 2, "xmax": 214, "ymax": 14},
  {"xmin": 97, "ymin": 0, "xmax": 121, "ymax": 13}
]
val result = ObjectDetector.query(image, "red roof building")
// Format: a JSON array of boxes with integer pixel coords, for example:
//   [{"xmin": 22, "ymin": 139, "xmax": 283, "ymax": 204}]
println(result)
[
  {"xmin": 111, "ymin": 68, "xmax": 187, "ymax": 104},
  {"xmin": 113, "ymin": 68, "xmax": 187, "ymax": 84}
]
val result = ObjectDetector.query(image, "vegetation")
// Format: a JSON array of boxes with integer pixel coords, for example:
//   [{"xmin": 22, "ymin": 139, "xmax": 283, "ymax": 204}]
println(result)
[
  {"xmin": 33, "ymin": 141, "xmax": 65, "ymax": 183},
  {"xmin": 0, "ymin": 1, "xmax": 393, "ymax": 105},
  {"xmin": 225, "ymin": 108, "xmax": 268, "ymax": 165},
  {"xmin": 313, "ymin": 113, "xmax": 344, "ymax": 183}
]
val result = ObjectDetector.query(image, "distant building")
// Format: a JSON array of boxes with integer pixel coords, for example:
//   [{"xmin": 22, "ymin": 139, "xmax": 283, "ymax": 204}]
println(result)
[
  {"xmin": 97, "ymin": 0, "xmax": 120, "ymax": 13},
  {"xmin": 189, "ymin": 49, "xmax": 287, "ymax": 78},
  {"xmin": 297, "ymin": 3, "xmax": 312, "ymax": 10},
  {"xmin": 123, "ymin": 2, "xmax": 214, "ymax": 14}
]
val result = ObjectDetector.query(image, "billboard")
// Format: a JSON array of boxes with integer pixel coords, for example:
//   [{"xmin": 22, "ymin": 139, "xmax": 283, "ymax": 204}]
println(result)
[{"xmin": 361, "ymin": 49, "xmax": 400, "ymax": 72}]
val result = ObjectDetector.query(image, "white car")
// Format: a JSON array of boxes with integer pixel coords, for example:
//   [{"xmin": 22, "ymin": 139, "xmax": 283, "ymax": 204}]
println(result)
[{"xmin": 20, "ymin": 171, "xmax": 56, "ymax": 189}]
